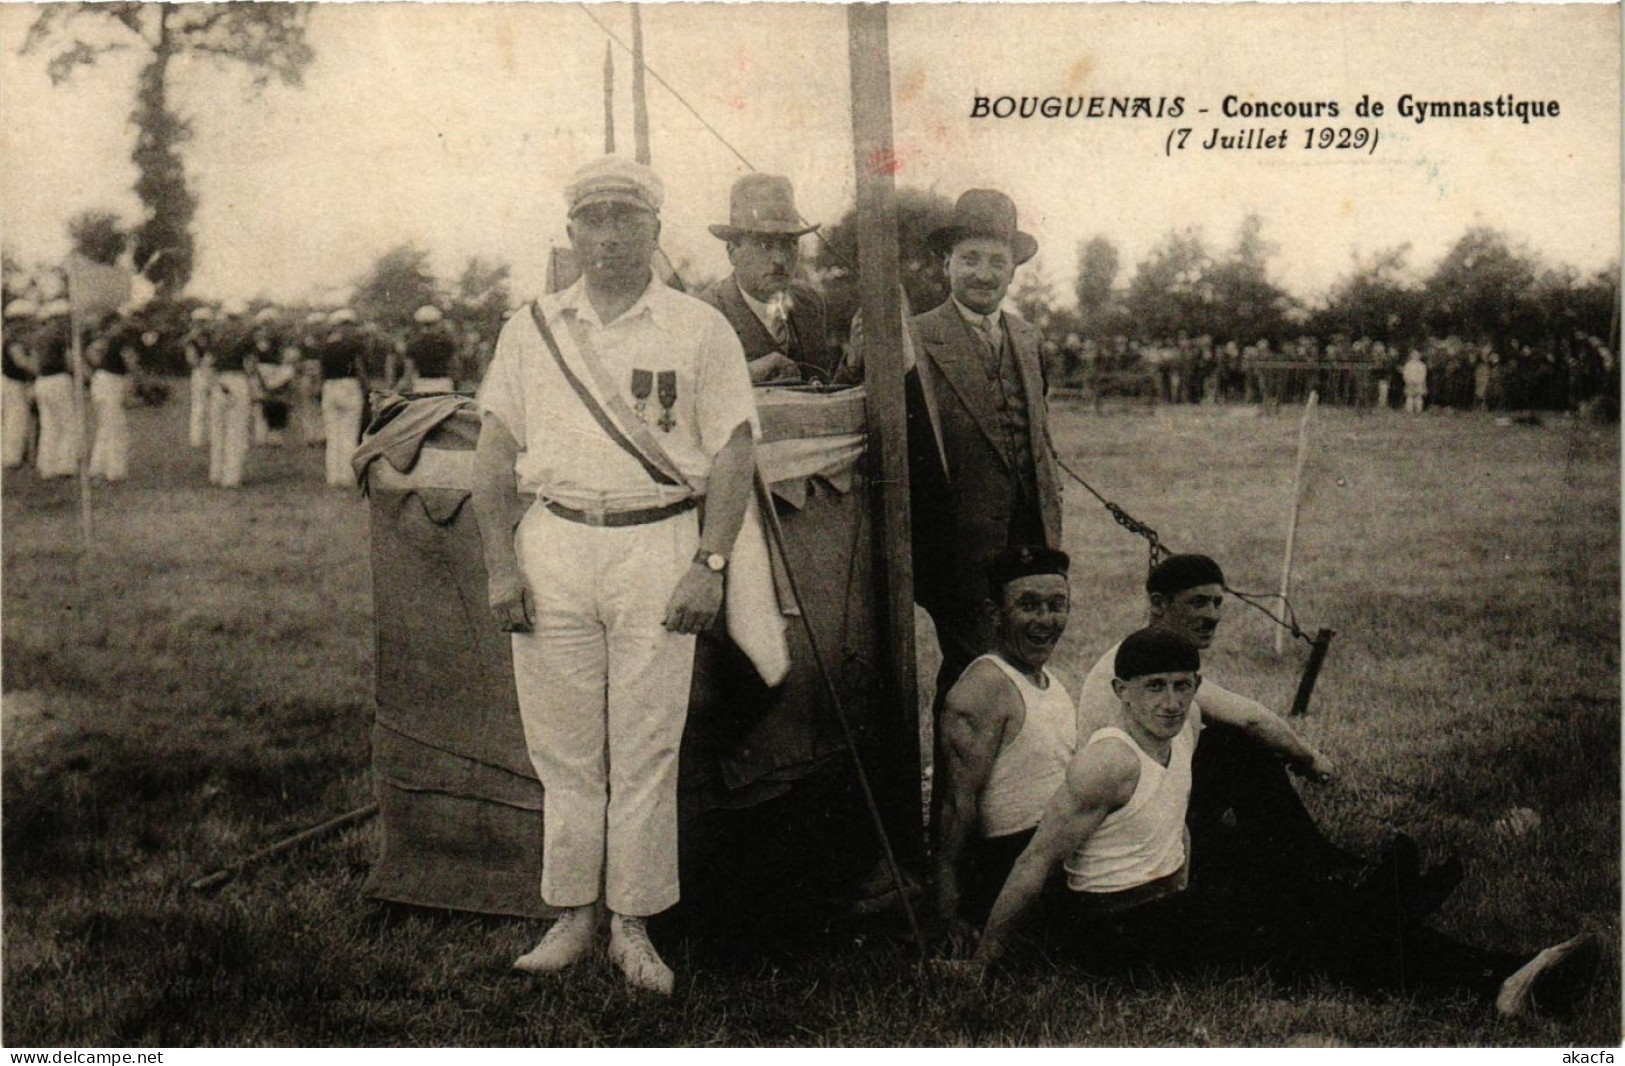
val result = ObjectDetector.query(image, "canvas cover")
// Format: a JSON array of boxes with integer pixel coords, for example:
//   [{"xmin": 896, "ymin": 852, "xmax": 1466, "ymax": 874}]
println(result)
[{"xmin": 361, "ymin": 389, "xmax": 882, "ymax": 917}]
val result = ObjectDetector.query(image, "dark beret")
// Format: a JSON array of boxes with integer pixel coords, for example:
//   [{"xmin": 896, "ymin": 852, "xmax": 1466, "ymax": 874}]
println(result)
[
  {"xmin": 987, "ymin": 545, "xmax": 1070, "ymax": 598},
  {"xmin": 1146, "ymin": 553, "xmax": 1226, "ymax": 597},
  {"xmin": 1114, "ymin": 627, "xmax": 1201, "ymax": 681}
]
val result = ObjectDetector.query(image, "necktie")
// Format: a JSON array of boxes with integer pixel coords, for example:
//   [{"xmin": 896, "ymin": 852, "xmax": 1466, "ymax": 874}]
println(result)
[
  {"xmin": 767, "ymin": 294, "xmax": 791, "ymax": 350},
  {"xmin": 981, "ymin": 314, "xmax": 1002, "ymax": 357}
]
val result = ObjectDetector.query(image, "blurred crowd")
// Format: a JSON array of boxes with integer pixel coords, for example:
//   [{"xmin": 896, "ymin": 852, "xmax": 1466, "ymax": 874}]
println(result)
[
  {"xmin": 1, "ymin": 296, "xmax": 497, "ymax": 488},
  {"xmin": 1060, "ymin": 331, "xmax": 1620, "ymax": 415}
]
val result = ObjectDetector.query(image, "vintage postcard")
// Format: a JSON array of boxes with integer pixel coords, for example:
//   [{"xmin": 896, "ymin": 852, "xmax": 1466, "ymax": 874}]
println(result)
[{"xmin": 1, "ymin": 2, "xmax": 1618, "ymax": 1051}]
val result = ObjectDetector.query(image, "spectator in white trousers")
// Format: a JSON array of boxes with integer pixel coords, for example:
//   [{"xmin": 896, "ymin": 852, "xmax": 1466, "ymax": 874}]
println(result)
[
  {"xmin": 316, "ymin": 308, "xmax": 368, "ymax": 487},
  {"xmin": 87, "ymin": 320, "xmax": 139, "ymax": 482},
  {"xmin": 33, "ymin": 300, "xmax": 81, "ymax": 480},
  {"xmin": 185, "ymin": 306, "xmax": 215, "ymax": 450},
  {"xmin": 3, "ymin": 298, "xmax": 39, "ymax": 469},
  {"xmin": 209, "ymin": 300, "xmax": 256, "ymax": 489}
]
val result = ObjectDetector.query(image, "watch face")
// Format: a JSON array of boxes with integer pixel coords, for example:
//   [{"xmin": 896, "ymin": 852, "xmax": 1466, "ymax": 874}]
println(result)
[{"xmin": 706, "ymin": 553, "xmax": 726, "ymax": 572}]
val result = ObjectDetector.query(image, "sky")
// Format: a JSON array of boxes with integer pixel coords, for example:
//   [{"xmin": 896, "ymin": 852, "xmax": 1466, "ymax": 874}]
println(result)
[{"xmin": 1, "ymin": 3, "xmax": 1618, "ymax": 308}]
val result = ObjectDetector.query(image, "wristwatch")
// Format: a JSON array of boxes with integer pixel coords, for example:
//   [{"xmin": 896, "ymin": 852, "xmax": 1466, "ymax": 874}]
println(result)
[{"xmin": 695, "ymin": 549, "xmax": 728, "ymax": 573}]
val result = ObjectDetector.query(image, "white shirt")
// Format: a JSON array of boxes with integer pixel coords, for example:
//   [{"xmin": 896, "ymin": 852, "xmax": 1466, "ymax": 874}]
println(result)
[
  {"xmin": 478, "ymin": 277, "xmax": 759, "ymax": 507},
  {"xmin": 952, "ymin": 297, "xmax": 1004, "ymax": 345},
  {"xmin": 737, "ymin": 280, "xmax": 787, "ymax": 344}
]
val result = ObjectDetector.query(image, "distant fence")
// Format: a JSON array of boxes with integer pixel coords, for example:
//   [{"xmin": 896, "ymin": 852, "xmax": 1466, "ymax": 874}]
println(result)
[{"xmin": 1251, "ymin": 361, "xmax": 1378, "ymax": 408}]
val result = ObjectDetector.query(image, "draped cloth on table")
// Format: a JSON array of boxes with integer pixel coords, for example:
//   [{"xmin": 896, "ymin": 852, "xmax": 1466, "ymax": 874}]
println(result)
[{"xmin": 359, "ymin": 388, "xmax": 879, "ymax": 917}]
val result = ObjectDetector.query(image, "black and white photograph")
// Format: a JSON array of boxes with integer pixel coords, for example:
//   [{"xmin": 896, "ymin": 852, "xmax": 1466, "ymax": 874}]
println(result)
[{"xmin": 1, "ymin": 1, "xmax": 1619, "ymax": 1049}]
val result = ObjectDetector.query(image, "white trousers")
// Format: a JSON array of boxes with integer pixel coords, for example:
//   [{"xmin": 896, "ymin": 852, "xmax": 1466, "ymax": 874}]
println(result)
[
  {"xmin": 35, "ymin": 373, "xmax": 82, "ymax": 479},
  {"xmin": 3, "ymin": 377, "xmax": 32, "ymax": 468},
  {"xmin": 209, "ymin": 371, "xmax": 252, "ymax": 488},
  {"xmin": 88, "ymin": 370, "xmax": 130, "ymax": 481},
  {"xmin": 321, "ymin": 378, "xmax": 363, "ymax": 487},
  {"xmin": 511, "ymin": 503, "xmax": 699, "ymax": 916},
  {"xmin": 189, "ymin": 366, "xmax": 213, "ymax": 448}
]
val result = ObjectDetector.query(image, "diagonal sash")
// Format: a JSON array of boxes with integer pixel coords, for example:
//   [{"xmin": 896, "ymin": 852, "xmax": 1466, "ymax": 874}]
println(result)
[{"xmin": 527, "ymin": 301, "xmax": 692, "ymax": 491}]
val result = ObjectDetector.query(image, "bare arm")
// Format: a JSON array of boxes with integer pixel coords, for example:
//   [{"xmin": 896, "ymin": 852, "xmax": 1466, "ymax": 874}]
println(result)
[
  {"xmin": 1198, "ymin": 680, "xmax": 1334, "ymax": 782},
  {"xmin": 974, "ymin": 740, "xmax": 1138, "ymax": 967},
  {"xmin": 471, "ymin": 413, "xmax": 533, "ymax": 633},
  {"xmin": 662, "ymin": 421, "xmax": 754, "ymax": 635},
  {"xmin": 932, "ymin": 666, "xmax": 1014, "ymax": 937}
]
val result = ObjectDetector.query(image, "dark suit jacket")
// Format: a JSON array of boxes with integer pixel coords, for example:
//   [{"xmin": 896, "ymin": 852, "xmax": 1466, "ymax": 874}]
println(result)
[
  {"xmin": 906, "ymin": 299, "xmax": 1063, "ymax": 614},
  {"xmin": 698, "ymin": 275, "xmax": 836, "ymax": 381}
]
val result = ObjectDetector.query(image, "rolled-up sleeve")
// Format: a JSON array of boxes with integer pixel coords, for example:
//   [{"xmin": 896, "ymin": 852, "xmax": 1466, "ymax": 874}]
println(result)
[
  {"xmin": 477, "ymin": 313, "xmax": 530, "ymax": 447},
  {"xmin": 694, "ymin": 311, "xmax": 760, "ymax": 456}
]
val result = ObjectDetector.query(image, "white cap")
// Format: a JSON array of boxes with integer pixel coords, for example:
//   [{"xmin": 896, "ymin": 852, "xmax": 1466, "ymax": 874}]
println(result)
[
  {"xmin": 305, "ymin": 311, "xmax": 328, "ymax": 326},
  {"xmin": 413, "ymin": 305, "xmax": 443, "ymax": 324},
  {"xmin": 191, "ymin": 306, "xmax": 215, "ymax": 322},
  {"xmin": 253, "ymin": 307, "xmax": 279, "ymax": 324},
  {"xmin": 41, "ymin": 299, "xmax": 70, "ymax": 319},
  {"xmin": 328, "ymin": 308, "xmax": 357, "ymax": 326},
  {"xmin": 221, "ymin": 298, "xmax": 249, "ymax": 318},
  {"xmin": 4, "ymin": 298, "xmax": 38, "ymax": 319}
]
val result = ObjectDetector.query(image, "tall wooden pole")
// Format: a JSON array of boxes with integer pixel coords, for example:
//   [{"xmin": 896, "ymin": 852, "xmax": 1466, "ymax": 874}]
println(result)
[
  {"xmin": 631, "ymin": 6, "xmax": 651, "ymax": 165},
  {"xmin": 67, "ymin": 305, "xmax": 93, "ymax": 548},
  {"xmin": 602, "ymin": 42, "xmax": 616, "ymax": 154},
  {"xmin": 1275, "ymin": 390, "xmax": 1317, "ymax": 654},
  {"xmin": 847, "ymin": 3, "xmax": 921, "ymax": 861}
]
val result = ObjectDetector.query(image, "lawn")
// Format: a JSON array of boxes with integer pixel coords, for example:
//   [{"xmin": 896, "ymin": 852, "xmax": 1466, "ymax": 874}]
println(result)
[{"xmin": 3, "ymin": 388, "xmax": 1618, "ymax": 1046}]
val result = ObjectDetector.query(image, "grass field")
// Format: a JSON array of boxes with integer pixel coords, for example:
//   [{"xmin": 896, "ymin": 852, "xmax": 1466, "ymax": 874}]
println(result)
[{"xmin": 3, "ymin": 387, "xmax": 1619, "ymax": 1047}]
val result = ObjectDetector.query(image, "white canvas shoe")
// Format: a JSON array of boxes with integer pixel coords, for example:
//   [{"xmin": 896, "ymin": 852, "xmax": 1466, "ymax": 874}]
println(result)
[
  {"xmin": 513, "ymin": 904, "xmax": 598, "ymax": 974},
  {"xmin": 608, "ymin": 913, "xmax": 675, "ymax": 996},
  {"xmin": 1495, "ymin": 932, "xmax": 1600, "ymax": 1019}
]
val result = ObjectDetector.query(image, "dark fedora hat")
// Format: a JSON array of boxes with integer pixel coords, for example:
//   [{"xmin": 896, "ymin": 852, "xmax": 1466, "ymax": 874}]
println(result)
[
  {"xmin": 708, "ymin": 174, "xmax": 819, "ymax": 241},
  {"xmin": 926, "ymin": 188, "xmax": 1038, "ymax": 265}
]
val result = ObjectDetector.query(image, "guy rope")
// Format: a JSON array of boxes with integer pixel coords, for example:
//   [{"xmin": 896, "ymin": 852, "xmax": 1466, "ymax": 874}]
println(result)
[{"xmin": 1055, "ymin": 456, "xmax": 1335, "ymax": 717}]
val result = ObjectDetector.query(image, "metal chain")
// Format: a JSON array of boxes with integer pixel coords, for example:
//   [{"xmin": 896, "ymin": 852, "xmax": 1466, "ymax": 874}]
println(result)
[{"xmin": 1058, "ymin": 456, "xmax": 1313, "ymax": 646}]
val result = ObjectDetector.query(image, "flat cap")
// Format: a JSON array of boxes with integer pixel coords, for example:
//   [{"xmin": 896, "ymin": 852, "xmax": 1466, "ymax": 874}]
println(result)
[
  {"xmin": 413, "ymin": 305, "xmax": 443, "ymax": 324},
  {"xmin": 4, "ymin": 298, "xmax": 38, "ymax": 319},
  {"xmin": 565, "ymin": 155, "xmax": 664, "ymax": 216}
]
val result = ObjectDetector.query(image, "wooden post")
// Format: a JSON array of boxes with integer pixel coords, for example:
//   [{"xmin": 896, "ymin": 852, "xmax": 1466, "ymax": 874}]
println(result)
[
  {"xmin": 847, "ymin": 3, "xmax": 922, "ymax": 860},
  {"xmin": 1275, "ymin": 390, "xmax": 1317, "ymax": 654},
  {"xmin": 602, "ymin": 42, "xmax": 616, "ymax": 155},
  {"xmin": 67, "ymin": 305, "xmax": 93, "ymax": 548},
  {"xmin": 631, "ymin": 5, "xmax": 651, "ymax": 166}
]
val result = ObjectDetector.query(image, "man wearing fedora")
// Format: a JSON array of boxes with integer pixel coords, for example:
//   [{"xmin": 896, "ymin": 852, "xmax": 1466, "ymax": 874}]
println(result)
[
  {"xmin": 908, "ymin": 188, "xmax": 1063, "ymax": 735},
  {"xmin": 699, "ymin": 174, "xmax": 835, "ymax": 385}
]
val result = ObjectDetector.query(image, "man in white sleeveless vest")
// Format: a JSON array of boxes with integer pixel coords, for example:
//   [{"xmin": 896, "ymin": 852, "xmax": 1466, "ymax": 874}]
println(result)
[
  {"xmin": 1075, "ymin": 553, "xmax": 1359, "ymax": 887},
  {"xmin": 933, "ymin": 545, "xmax": 1076, "ymax": 949},
  {"xmin": 473, "ymin": 156, "xmax": 760, "ymax": 998},
  {"xmin": 972, "ymin": 628, "xmax": 1598, "ymax": 1020}
]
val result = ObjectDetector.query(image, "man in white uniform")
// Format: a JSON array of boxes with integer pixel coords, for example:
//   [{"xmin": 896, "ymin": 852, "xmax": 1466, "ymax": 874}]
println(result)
[
  {"xmin": 208, "ymin": 300, "xmax": 256, "ymax": 489},
  {"xmin": 3, "ymin": 298, "xmax": 39, "ymax": 469},
  {"xmin": 184, "ymin": 307, "xmax": 215, "ymax": 450},
  {"xmin": 934, "ymin": 545, "xmax": 1076, "ymax": 950},
  {"xmin": 33, "ymin": 299, "xmax": 80, "ymax": 480},
  {"xmin": 472, "ymin": 156, "xmax": 759, "ymax": 997}
]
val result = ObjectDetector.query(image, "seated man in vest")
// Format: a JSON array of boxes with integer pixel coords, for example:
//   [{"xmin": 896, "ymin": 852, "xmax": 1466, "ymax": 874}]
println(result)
[
  {"xmin": 973, "ymin": 628, "xmax": 1598, "ymax": 1019},
  {"xmin": 698, "ymin": 174, "xmax": 835, "ymax": 385},
  {"xmin": 933, "ymin": 545, "xmax": 1077, "ymax": 949},
  {"xmin": 1077, "ymin": 554, "xmax": 1455, "ymax": 897}
]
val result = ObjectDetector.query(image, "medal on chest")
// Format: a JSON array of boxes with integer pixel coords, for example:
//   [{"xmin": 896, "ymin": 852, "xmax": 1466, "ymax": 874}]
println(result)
[
  {"xmin": 657, "ymin": 370, "xmax": 677, "ymax": 432},
  {"xmin": 630, "ymin": 369, "xmax": 653, "ymax": 423}
]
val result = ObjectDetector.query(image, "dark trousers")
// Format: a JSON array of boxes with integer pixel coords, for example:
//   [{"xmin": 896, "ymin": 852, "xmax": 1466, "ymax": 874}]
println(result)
[
  {"xmin": 963, "ymin": 828, "xmax": 1036, "ymax": 926},
  {"xmin": 1186, "ymin": 719, "xmax": 1363, "ymax": 883},
  {"xmin": 1048, "ymin": 865, "xmax": 1520, "ymax": 1003}
]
